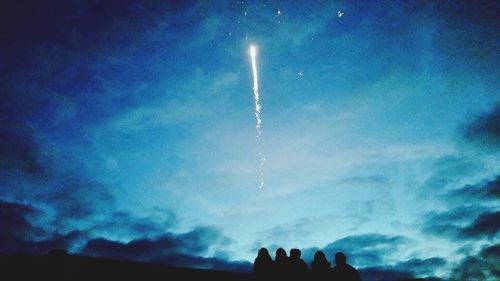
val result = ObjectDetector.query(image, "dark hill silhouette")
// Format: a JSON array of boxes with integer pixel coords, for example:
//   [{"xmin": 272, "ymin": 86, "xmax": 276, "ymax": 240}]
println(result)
[
  {"xmin": 0, "ymin": 250, "xmax": 253, "ymax": 281},
  {"xmin": 0, "ymin": 250, "xmax": 435, "ymax": 281}
]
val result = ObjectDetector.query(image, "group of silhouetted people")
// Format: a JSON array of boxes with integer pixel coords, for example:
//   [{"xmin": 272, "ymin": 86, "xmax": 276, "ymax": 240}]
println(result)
[{"xmin": 253, "ymin": 248, "xmax": 361, "ymax": 281}]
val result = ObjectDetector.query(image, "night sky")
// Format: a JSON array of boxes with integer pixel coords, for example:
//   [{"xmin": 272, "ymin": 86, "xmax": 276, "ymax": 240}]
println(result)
[{"xmin": 1, "ymin": 1, "xmax": 499, "ymax": 280}]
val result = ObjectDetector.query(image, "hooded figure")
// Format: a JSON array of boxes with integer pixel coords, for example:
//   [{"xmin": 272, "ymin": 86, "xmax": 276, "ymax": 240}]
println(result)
[
  {"xmin": 253, "ymin": 247, "xmax": 274, "ymax": 278},
  {"xmin": 311, "ymin": 251, "xmax": 331, "ymax": 280},
  {"xmin": 274, "ymin": 248, "xmax": 290, "ymax": 277}
]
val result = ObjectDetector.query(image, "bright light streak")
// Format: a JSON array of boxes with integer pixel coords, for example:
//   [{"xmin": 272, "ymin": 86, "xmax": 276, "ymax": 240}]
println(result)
[{"xmin": 249, "ymin": 45, "xmax": 265, "ymax": 188}]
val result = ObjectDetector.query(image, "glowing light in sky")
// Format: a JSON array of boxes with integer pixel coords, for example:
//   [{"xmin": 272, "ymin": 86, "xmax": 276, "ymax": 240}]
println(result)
[{"xmin": 249, "ymin": 45, "xmax": 265, "ymax": 188}]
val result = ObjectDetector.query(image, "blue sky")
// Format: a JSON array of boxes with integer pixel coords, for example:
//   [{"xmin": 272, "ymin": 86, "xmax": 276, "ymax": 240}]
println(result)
[{"xmin": 1, "ymin": 1, "xmax": 499, "ymax": 279}]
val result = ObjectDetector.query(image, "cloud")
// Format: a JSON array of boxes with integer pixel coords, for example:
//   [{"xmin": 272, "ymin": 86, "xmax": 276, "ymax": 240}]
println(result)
[
  {"xmin": 0, "ymin": 200, "xmax": 85, "ymax": 256},
  {"xmin": 421, "ymin": 155, "xmax": 482, "ymax": 194},
  {"xmin": 450, "ymin": 243, "xmax": 500, "ymax": 280},
  {"xmin": 0, "ymin": 200, "xmax": 248, "ymax": 271},
  {"xmin": 359, "ymin": 267, "xmax": 415, "ymax": 281},
  {"xmin": 446, "ymin": 175, "xmax": 500, "ymax": 201},
  {"xmin": 81, "ymin": 226, "xmax": 251, "ymax": 271},
  {"xmin": 91, "ymin": 210, "xmax": 178, "ymax": 240},
  {"xmin": 421, "ymin": 206, "xmax": 481, "ymax": 238},
  {"xmin": 45, "ymin": 174, "xmax": 114, "ymax": 220},
  {"xmin": 1, "ymin": 166, "xmax": 114, "ymax": 223},
  {"xmin": 100, "ymin": 70, "xmax": 239, "ymax": 136},
  {"xmin": 0, "ymin": 123, "xmax": 46, "ymax": 176},
  {"xmin": 308, "ymin": 234, "xmax": 446, "ymax": 279},
  {"xmin": 422, "ymin": 206, "xmax": 499, "ymax": 239},
  {"xmin": 480, "ymin": 243, "xmax": 500, "ymax": 259},
  {"xmin": 340, "ymin": 175, "xmax": 390, "ymax": 186},
  {"xmin": 0, "ymin": 63, "xmax": 113, "ymax": 224},
  {"xmin": 0, "ymin": 201, "xmax": 44, "ymax": 241},
  {"xmin": 463, "ymin": 103, "xmax": 500, "ymax": 148},
  {"xmin": 257, "ymin": 217, "xmax": 316, "ymax": 247},
  {"xmin": 357, "ymin": 257, "xmax": 446, "ymax": 280},
  {"xmin": 394, "ymin": 257, "xmax": 446, "ymax": 277},
  {"xmin": 0, "ymin": 72, "xmax": 114, "ymax": 222},
  {"xmin": 462, "ymin": 211, "xmax": 500, "ymax": 239},
  {"xmin": 82, "ymin": 226, "xmax": 229, "ymax": 258},
  {"xmin": 320, "ymin": 234, "xmax": 410, "ymax": 267}
]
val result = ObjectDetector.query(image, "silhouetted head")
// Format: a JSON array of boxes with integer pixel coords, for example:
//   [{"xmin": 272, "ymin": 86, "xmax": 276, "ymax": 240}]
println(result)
[
  {"xmin": 290, "ymin": 248, "xmax": 301, "ymax": 260},
  {"xmin": 314, "ymin": 251, "xmax": 327, "ymax": 262},
  {"xmin": 258, "ymin": 247, "xmax": 271, "ymax": 258},
  {"xmin": 276, "ymin": 248, "xmax": 288, "ymax": 261},
  {"xmin": 335, "ymin": 252, "xmax": 347, "ymax": 266}
]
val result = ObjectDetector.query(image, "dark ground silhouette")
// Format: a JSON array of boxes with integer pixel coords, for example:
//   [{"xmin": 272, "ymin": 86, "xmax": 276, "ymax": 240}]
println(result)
[
  {"xmin": 0, "ymin": 249, "xmax": 436, "ymax": 281},
  {"xmin": 0, "ymin": 250, "xmax": 253, "ymax": 281}
]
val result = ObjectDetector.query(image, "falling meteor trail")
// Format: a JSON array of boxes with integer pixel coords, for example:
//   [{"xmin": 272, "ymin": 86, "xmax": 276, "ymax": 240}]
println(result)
[{"xmin": 249, "ymin": 45, "xmax": 265, "ymax": 188}]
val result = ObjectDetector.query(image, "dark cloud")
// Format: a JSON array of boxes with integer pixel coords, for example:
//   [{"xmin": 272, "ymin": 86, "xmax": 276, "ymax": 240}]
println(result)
[
  {"xmin": 83, "ymin": 226, "xmax": 228, "ymax": 259},
  {"xmin": 483, "ymin": 176, "xmax": 500, "ymax": 198},
  {"xmin": 44, "ymin": 174, "xmax": 114, "ymax": 220},
  {"xmin": 320, "ymin": 234, "xmax": 410, "ymax": 267},
  {"xmin": 480, "ymin": 243, "xmax": 500, "ymax": 259},
  {"xmin": 0, "ymin": 169, "xmax": 114, "ymax": 222},
  {"xmin": 0, "ymin": 63, "xmax": 114, "ymax": 221},
  {"xmin": 0, "ymin": 61, "xmax": 114, "ymax": 222},
  {"xmin": 462, "ymin": 211, "xmax": 500, "ymax": 238},
  {"xmin": 356, "ymin": 257, "xmax": 446, "ymax": 280},
  {"xmin": 424, "ymin": 205, "xmax": 486, "ymax": 225},
  {"xmin": 0, "ymin": 200, "xmax": 85, "ymax": 256},
  {"xmin": 451, "ymin": 256, "xmax": 487, "ymax": 280},
  {"xmin": 451, "ymin": 243, "xmax": 500, "ymax": 280},
  {"xmin": 0, "ymin": 201, "xmax": 44, "ymax": 241},
  {"xmin": 421, "ymin": 206, "xmax": 480, "ymax": 238},
  {"xmin": 446, "ymin": 175, "xmax": 500, "ymax": 201},
  {"xmin": 91, "ymin": 210, "xmax": 178, "ymax": 239},
  {"xmin": 359, "ymin": 267, "xmax": 415, "ymax": 281},
  {"xmin": 308, "ymin": 234, "xmax": 446, "ymax": 279},
  {"xmin": 421, "ymin": 155, "xmax": 481, "ymax": 194},
  {"xmin": 463, "ymin": 103, "xmax": 500, "ymax": 148},
  {"xmin": 422, "ymin": 207, "xmax": 499, "ymax": 239},
  {"xmin": 0, "ymin": 200, "xmax": 248, "ymax": 272},
  {"xmin": 81, "ymin": 226, "xmax": 250, "ymax": 271},
  {"xmin": 0, "ymin": 123, "xmax": 46, "ymax": 176},
  {"xmin": 394, "ymin": 257, "xmax": 446, "ymax": 277}
]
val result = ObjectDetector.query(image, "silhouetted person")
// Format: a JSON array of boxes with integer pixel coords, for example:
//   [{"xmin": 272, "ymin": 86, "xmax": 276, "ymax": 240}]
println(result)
[
  {"xmin": 274, "ymin": 248, "xmax": 290, "ymax": 277},
  {"xmin": 289, "ymin": 248, "xmax": 309, "ymax": 278},
  {"xmin": 331, "ymin": 252, "xmax": 361, "ymax": 281},
  {"xmin": 253, "ymin": 247, "xmax": 274, "ymax": 278},
  {"xmin": 311, "ymin": 251, "xmax": 331, "ymax": 280}
]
